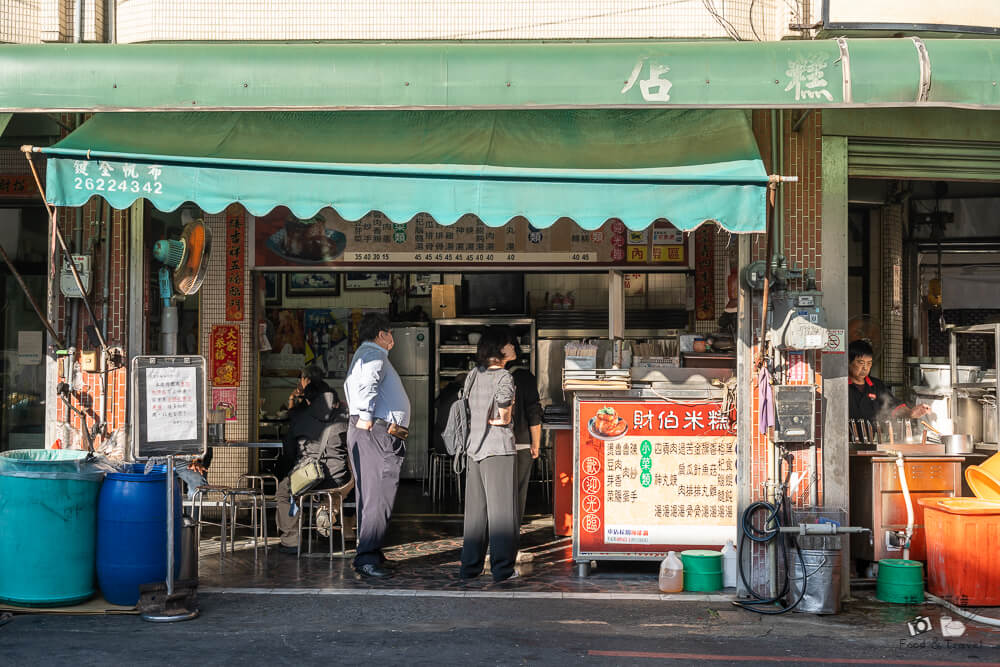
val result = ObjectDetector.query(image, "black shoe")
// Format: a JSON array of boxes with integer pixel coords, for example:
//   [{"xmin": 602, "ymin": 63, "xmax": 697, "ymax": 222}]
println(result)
[
  {"xmin": 355, "ymin": 563, "xmax": 393, "ymax": 579},
  {"xmin": 277, "ymin": 544, "xmax": 299, "ymax": 555}
]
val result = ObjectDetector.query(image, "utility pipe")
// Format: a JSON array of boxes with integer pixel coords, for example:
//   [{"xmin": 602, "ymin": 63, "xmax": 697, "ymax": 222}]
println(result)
[
  {"xmin": 74, "ymin": 0, "xmax": 83, "ymax": 43},
  {"xmin": 894, "ymin": 452, "xmax": 915, "ymax": 561}
]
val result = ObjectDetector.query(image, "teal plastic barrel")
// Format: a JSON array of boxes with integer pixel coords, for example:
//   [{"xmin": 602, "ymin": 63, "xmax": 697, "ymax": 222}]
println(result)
[
  {"xmin": 681, "ymin": 550, "xmax": 724, "ymax": 592},
  {"xmin": 876, "ymin": 559, "xmax": 925, "ymax": 604},
  {"xmin": 0, "ymin": 450, "xmax": 104, "ymax": 606}
]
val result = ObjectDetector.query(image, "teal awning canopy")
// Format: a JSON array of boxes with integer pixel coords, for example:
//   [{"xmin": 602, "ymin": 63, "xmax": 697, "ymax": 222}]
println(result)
[
  {"xmin": 3, "ymin": 39, "xmax": 1000, "ymax": 111},
  {"xmin": 38, "ymin": 109, "xmax": 769, "ymax": 232}
]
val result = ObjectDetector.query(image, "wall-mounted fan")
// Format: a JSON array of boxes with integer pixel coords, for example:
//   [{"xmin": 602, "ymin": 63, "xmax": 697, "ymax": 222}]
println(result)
[
  {"xmin": 848, "ymin": 314, "xmax": 883, "ymax": 360},
  {"xmin": 152, "ymin": 219, "xmax": 211, "ymax": 354}
]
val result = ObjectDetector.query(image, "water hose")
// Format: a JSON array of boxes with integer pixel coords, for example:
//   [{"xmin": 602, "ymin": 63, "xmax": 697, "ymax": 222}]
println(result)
[
  {"xmin": 734, "ymin": 454, "xmax": 807, "ymax": 615},
  {"xmin": 894, "ymin": 452, "xmax": 915, "ymax": 560}
]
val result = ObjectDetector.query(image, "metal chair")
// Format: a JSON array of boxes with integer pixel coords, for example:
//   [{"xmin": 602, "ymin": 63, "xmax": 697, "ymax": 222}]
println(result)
[
  {"xmin": 190, "ymin": 484, "xmax": 232, "ymax": 565},
  {"xmin": 429, "ymin": 452, "xmax": 462, "ymax": 507},
  {"xmin": 223, "ymin": 486, "xmax": 269, "ymax": 560},
  {"xmin": 297, "ymin": 478, "xmax": 356, "ymax": 559}
]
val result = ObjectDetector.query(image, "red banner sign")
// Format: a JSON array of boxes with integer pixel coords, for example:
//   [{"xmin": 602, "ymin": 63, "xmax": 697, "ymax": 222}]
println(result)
[
  {"xmin": 694, "ymin": 225, "xmax": 715, "ymax": 321},
  {"xmin": 576, "ymin": 399, "xmax": 736, "ymax": 556},
  {"xmin": 0, "ymin": 174, "xmax": 37, "ymax": 198},
  {"xmin": 211, "ymin": 324, "xmax": 241, "ymax": 387},
  {"xmin": 226, "ymin": 206, "xmax": 245, "ymax": 320}
]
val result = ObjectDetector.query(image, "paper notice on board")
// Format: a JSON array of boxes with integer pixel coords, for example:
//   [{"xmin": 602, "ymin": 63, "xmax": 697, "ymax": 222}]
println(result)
[
  {"xmin": 145, "ymin": 366, "xmax": 197, "ymax": 442},
  {"xmin": 17, "ymin": 331, "xmax": 43, "ymax": 365}
]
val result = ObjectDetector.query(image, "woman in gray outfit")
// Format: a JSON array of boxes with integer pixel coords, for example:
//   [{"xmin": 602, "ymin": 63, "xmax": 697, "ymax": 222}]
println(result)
[{"xmin": 460, "ymin": 328, "xmax": 519, "ymax": 582}]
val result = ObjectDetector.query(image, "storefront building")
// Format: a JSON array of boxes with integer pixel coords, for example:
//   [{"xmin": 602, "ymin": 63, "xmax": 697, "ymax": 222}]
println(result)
[{"xmin": 2, "ymin": 2, "xmax": 1000, "ymax": 598}]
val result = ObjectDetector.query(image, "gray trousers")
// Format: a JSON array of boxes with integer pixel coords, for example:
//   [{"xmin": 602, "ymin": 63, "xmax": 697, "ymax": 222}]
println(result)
[
  {"xmin": 347, "ymin": 417, "xmax": 405, "ymax": 567},
  {"xmin": 275, "ymin": 477, "xmax": 298, "ymax": 547},
  {"xmin": 515, "ymin": 448, "xmax": 534, "ymax": 524},
  {"xmin": 460, "ymin": 454, "xmax": 518, "ymax": 582}
]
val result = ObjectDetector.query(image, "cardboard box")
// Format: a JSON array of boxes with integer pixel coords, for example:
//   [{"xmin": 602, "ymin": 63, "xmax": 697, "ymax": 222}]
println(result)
[{"xmin": 431, "ymin": 284, "xmax": 458, "ymax": 319}]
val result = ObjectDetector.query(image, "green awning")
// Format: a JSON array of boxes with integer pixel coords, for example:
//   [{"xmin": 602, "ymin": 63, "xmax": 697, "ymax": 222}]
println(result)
[
  {"xmin": 3, "ymin": 39, "xmax": 999, "ymax": 112},
  {"xmin": 38, "ymin": 109, "xmax": 769, "ymax": 232}
]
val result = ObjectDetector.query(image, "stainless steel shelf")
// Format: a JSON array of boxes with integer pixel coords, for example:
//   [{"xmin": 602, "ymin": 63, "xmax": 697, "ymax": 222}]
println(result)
[{"xmin": 439, "ymin": 345, "xmax": 532, "ymax": 354}]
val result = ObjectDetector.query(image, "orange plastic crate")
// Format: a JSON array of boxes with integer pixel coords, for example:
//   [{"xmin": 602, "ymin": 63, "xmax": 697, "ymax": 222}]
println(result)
[{"xmin": 918, "ymin": 498, "xmax": 1000, "ymax": 607}]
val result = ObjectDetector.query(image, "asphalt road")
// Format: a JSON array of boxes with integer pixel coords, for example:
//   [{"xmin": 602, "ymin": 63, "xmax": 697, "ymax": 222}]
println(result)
[{"xmin": 5, "ymin": 593, "xmax": 1000, "ymax": 666}]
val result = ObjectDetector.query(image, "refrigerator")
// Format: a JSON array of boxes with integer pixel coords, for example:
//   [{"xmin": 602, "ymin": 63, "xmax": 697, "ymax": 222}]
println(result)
[{"xmin": 387, "ymin": 325, "xmax": 431, "ymax": 480}]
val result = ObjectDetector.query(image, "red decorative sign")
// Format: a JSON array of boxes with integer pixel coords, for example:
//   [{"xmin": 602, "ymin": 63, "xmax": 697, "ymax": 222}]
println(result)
[
  {"xmin": 694, "ymin": 225, "xmax": 715, "ymax": 321},
  {"xmin": 211, "ymin": 325, "xmax": 241, "ymax": 387},
  {"xmin": 576, "ymin": 399, "xmax": 736, "ymax": 556},
  {"xmin": 226, "ymin": 206, "xmax": 245, "ymax": 320},
  {"xmin": 0, "ymin": 174, "xmax": 37, "ymax": 198}
]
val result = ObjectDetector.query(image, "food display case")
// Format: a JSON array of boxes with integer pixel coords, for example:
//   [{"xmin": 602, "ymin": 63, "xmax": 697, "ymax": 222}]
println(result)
[{"xmin": 570, "ymin": 370, "xmax": 735, "ymax": 576}]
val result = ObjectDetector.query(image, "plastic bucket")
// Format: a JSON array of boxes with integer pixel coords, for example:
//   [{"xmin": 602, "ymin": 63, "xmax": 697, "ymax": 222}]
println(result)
[
  {"xmin": 876, "ymin": 559, "xmax": 925, "ymax": 604},
  {"xmin": 966, "ymin": 451, "xmax": 1000, "ymax": 501},
  {"xmin": 786, "ymin": 549, "xmax": 842, "ymax": 614},
  {"xmin": 919, "ymin": 497, "xmax": 1000, "ymax": 606},
  {"xmin": 680, "ymin": 550, "xmax": 723, "ymax": 592},
  {"xmin": 0, "ymin": 449, "xmax": 104, "ymax": 606},
  {"xmin": 96, "ymin": 463, "xmax": 181, "ymax": 606}
]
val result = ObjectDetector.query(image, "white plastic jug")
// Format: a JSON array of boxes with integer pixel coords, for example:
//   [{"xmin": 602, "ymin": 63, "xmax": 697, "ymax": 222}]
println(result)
[
  {"xmin": 659, "ymin": 550, "xmax": 684, "ymax": 593},
  {"xmin": 721, "ymin": 539, "xmax": 738, "ymax": 588}
]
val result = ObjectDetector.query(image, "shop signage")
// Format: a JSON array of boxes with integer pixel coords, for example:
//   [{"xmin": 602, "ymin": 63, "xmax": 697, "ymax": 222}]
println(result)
[
  {"xmin": 0, "ymin": 174, "xmax": 36, "ymax": 198},
  {"xmin": 225, "ymin": 206, "xmax": 245, "ymax": 320},
  {"xmin": 210, "ymin": 324, "xmax": 241, "ymax": 387},
  {"xmin": 211, "ymin": 387, "xmax": 238, "ymax": 421},
  {"xmin": 576, "ymin": 400, "xmax": 737, "ymax": 554},
  {"xmin": 252, "ymin": 207, "xmax": 688, "ymax": 270},
  {"xmin": 693, "ymin": 225, "xmax": 715, "ymax": 320}
]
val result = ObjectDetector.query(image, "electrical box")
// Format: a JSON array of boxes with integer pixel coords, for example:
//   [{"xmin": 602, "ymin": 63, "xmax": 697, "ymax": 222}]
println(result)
[
  {"xmin": 81, "ymin": 350, "xmax": 99, "ymax": 372},
  {"xmin": 773, "ymin": 385, "xmax": 816, "ymax": 443},
  {"xmin": 60, "ymin": 254, "xmax": 92, "ymax": 298},
  {"xmin": 770, "ymin": 290, "xmax": 827, "ymax": 350}
]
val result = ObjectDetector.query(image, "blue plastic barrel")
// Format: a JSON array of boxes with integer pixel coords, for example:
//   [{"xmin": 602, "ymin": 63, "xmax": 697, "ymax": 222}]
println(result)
[
  {"xmin": 0, "ymin": 449, "xmax": 104, "ymax": 606},
  {"xmin": 96, "ymin": 464, "xmax": 181, "ymax": 606}
]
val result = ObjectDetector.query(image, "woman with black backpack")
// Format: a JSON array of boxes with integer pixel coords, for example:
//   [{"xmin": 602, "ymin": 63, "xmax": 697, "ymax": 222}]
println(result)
[{"xmin": 458, "ymin": 328, "xmax": 519, "ymax": 583}]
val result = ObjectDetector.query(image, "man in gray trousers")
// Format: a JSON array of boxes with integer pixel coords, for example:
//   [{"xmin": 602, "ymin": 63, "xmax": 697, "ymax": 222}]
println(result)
[{"xmin": 343, "ymin": 312, "xmax": 410, "ymax": 578}]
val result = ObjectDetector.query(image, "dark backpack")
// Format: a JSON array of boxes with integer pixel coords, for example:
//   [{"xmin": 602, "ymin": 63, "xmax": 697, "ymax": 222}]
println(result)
[{"xmin": 441, "ymin": 370, "xmax": 495, "ymax": 473}]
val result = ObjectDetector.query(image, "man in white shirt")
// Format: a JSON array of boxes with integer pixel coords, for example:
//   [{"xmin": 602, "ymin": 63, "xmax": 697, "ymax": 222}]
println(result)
[{"xmin": 343, "ymin": 312, "xmax": 410, "ymax": 578}]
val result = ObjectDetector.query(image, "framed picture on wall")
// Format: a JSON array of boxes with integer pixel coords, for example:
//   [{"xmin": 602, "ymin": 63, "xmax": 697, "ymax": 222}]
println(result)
[
  {"xmin": 344, "ymin": 272, "xmax": 390, "ymax": 290},
  {"xmin": 408, "ymin": 273, "xmax": 441, "ymax": 296},
  {"xmin": 285, "ymin": 272, "xmax": 341, "ymax": 297},
  {"xmin": 263, "ymin": 273, "xmax": 281, "ymax": 304}
]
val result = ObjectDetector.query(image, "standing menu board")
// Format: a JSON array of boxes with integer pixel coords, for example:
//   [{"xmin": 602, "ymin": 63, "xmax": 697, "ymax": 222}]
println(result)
[
  {"xmin": 131, "ymin": 356, "xmax": 207, "ymax": 459},
  {"xmin": 574, "ymin": 397, "xmax": 736, "ymax": 561}
]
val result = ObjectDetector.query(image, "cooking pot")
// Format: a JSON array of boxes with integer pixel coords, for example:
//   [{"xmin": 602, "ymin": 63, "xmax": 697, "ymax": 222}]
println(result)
[
  {"xmin": 954, "ymin": 391, "xmax": 984, "ymax": 444},
  {"xmin": 942, "ymin": 434, "xmax": 974, "ymax": 455}
]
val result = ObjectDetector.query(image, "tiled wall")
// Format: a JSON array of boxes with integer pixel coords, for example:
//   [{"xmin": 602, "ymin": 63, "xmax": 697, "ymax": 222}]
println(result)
[
  {"xmin": 747, "ymin": 109, "xmax": 824, "ymax": 592},
  {"xmin": 113, "ymin": 0, "xmax": 786, "ymax": 43},
  {"xmin": 1, "ymin": 0, "xmax": 40, "ymax": 43}
]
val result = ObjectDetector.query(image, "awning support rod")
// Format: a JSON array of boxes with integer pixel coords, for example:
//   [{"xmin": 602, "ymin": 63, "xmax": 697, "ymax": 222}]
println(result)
[{"xmin": 22, "ymin": 146, "xmax": 108, "ymax": 353}]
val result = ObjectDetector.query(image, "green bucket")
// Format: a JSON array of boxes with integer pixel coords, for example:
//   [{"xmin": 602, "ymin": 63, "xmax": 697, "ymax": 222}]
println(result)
[
  {"xmin": 680, "ymin": 550, "xmax": 723, "ymax": 592},
  {"xmin": 876, "ymin": 559, "xmax": 925, "ymax": 604}
]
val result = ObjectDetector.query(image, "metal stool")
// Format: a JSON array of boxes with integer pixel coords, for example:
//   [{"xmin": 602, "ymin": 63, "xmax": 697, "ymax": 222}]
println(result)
[
  {"xmin": 190, "ymin": 485, "xmax": 232, "ymax": 565},
  {"xmin": 224, "ymin": 487, "xmax": 268, "ymax": 560},
  {"xmin": 533, "ymin": 446, "xmax": 553, "ymax": 504},
  {"xmin": 297, "ymin": 478, "xmax": 355, "ymax": 559},
  {"xmin": 429, "ymin": 452, "xmax": 462, "ymax": 507}
]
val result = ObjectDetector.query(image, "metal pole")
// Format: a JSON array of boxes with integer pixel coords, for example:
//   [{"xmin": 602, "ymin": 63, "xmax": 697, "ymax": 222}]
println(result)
[{"xmin": 166, "ymin": 454, "xmax": 175, "ymax": 596}]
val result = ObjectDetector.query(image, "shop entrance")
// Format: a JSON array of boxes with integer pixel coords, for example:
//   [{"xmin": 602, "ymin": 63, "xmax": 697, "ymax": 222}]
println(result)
[{"xmin": 0, "ymin": 205, "xmax": 47, "ymax": 451}]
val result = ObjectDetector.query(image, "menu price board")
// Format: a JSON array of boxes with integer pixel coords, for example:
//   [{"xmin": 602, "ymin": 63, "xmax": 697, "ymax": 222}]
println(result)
[
  {"xmin": 575, "ymin": 398, "xmax": 736, "ymax": 557},
  {"xmin": 252, "ymin": 207, "xmax": 689, "ymax": 269},
  {"xmin": 131, "ymin": 356, "xmax": 206, "ymax": 459}
]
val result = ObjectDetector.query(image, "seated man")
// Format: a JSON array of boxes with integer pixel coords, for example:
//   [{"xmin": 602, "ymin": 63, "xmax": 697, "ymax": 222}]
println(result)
[{"xmin": 275, "ymin": 366, "xmax": 352, "ymax": 554}]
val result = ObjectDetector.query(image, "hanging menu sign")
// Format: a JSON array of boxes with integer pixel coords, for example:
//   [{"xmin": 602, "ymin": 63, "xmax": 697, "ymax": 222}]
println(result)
[
  {"xmin": 252, "ymin": 207, "xmax": 689, "ymax": 270},
  {"xmin": 225, "ymin": 206, "xmax": 246, "ymax": 320},
  {"xmin": 575, "ymin": 399, "xmax": 736, "ymax": 558}
]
